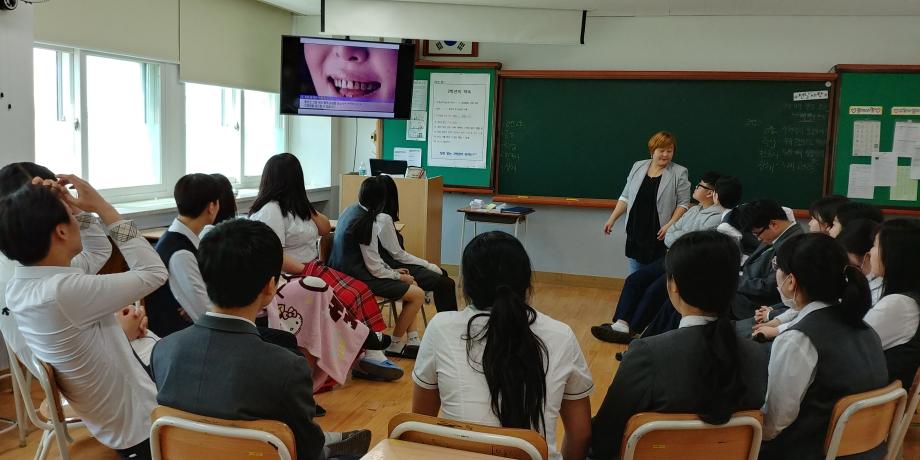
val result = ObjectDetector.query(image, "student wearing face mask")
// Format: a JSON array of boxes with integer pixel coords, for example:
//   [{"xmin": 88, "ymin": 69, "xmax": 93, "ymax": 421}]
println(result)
[{"xmin": 759, "ymin": 233, "xmax": 887, "ymax": 460}]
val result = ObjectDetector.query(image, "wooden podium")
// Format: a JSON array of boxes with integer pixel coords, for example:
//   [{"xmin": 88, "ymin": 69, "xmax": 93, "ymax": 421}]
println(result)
[{"xmin": 339, "ymin": 175, "xmax": 443, "ymax": 264}]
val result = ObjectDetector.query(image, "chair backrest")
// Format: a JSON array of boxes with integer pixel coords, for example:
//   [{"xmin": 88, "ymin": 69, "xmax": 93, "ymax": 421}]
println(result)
[
  {"xmin": 887, "ymin": 369, "xmax": 920, "ymax": 460},
  {"xmin": 620, "ymin": 410, "xmax": 764, "ymax": 460},
  {"xmin": 823, "ymin": 380, "xmax": 907, "ymax": 459},
  {"xmin": 387, "ymin": 413, "xmax": 548, "ymax": 460},
  {"xmin": 150, "ymin": 406, "xmax": 296, "ymax": 460}
]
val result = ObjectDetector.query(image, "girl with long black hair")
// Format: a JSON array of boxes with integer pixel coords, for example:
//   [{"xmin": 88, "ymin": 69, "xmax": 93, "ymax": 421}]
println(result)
[
  {"xmin": 760, "ymin": 233, "xmax": 887, "ymax": 460},
  {"xmin": 865, "ymin": 219, "xmax": 920, "ymax": 390},
  {"xmin": 411, "ymin": 231, "xmax": 594, "ymax": 460},
  {"xmin": 329, "ymin": 176, "xmax": 425, "ymax": 359},
  {"xmin": 377, "ymin": 174, "xmax": 457, "ymax": 312},
  {"xmin": 590, "ymin": 230, "xmax": 767, "ymax": 459}
]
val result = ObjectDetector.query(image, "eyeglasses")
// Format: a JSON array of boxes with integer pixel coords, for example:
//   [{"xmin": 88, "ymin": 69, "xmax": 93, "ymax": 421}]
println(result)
[
  {"xmin": 695, "ymin": 183, "xmax": 713, "ymax": 191},
  {"xmin": 752, "ymin": 227, "xmax": 767, "ymax": 238}
]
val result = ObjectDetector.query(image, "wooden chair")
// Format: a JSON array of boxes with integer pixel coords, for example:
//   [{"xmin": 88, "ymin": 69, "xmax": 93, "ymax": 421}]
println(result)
[
  {"xmin": 387, "ymin": 412, "xmax": 547, "ymax": 460},
  {"xmin": 150, "ymin": 406, "xmax": 296, "ymax": 460},
  {"xmin": 31, "ymin": 358, "xmax": 120, "ymax": 459},
  {"xmin": 620, "ymin": 410, "xmax": 763, "ymax": 460},
  {"xmin": 886, "ymin": 370, "xmax": 920, "ymax": 460},
  {"xmin": 824, "ymin": 380, "xmax": 907, "ymax": 460}
]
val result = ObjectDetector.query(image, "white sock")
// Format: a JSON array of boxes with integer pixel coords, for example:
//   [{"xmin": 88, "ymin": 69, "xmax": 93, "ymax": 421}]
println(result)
[
  {"xmin": 364, "ymin": 349, "xmax": 387, "ymax": 361},
  {"xmin": 407, "ymin": 331, "xmax": 420, "ymax": 340},
  {"xmin": 610, "ymin": 321, "xmax": 629, "ymax": 333},
  {"xmin": 386, "ymin": 336, "xmax": 404, "ymax": 353},
  {"xmin": 376, "ymin": 332, "xmax": 384, "ymax": 340},
  {"xmin": 324, "ymin": 432, "xmax": 343, "ymax": 445},
  {"xmin": 407, "ymin": 331, "xmax": 421, "ymax": 346}
]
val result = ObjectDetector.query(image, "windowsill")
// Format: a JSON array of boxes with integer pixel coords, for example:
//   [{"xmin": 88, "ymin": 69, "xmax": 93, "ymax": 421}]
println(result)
[{"xmin": 113, "ymin": 186, "xmax": 333, "ymax": 227}]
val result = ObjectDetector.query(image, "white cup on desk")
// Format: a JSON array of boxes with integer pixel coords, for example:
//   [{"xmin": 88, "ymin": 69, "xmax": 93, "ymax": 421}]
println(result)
[{"xmin": 469, "ymin": 199, "xmax": 484, "ymax": 210}]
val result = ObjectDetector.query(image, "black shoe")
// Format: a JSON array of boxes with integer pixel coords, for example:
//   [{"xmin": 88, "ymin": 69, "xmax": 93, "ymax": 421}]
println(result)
[
  {"xmin": 363, "ymin": 332, "xmax": 392, "ymax": 350},
  {"xmin": 615, "ymin": 352, "xmax": 623, "ymax": 362},
  {"xmin": 326, "ymin": 429, "xmax": 372, "ymax": 458},
  {"xmin": 591, "ymin": 324, "xmax": 634, "ymax": 344},
  {"xmin": 384, "ymin": 344, "xmax": 419, "ymax": 359},
  {"xmin": 315, "ymin": 404, "xmax": 327, "ymax": 417}
]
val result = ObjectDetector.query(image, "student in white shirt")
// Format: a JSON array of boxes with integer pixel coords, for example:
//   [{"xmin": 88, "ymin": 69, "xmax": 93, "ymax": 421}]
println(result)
[
  {"xmin": 760, "ymin": 233, "xmax": 886, "ymax": 460},
  {"xmin": 0, "ymin": 176, "xmax": 168, "ymax": 460},
  {"xmin": 591, "ymin": 231, "xmax": 767, "ymax": 460},
  {"xmin": 412, "ymin": 231, "xmax": 593, "ymax": 460},
  {"xmin": 865, "ymin": 219, "xmax": 920, "ymax": 389},
  {"xmin": 377, "ymin": 174, "xmax": 457, "ymax": 312}
]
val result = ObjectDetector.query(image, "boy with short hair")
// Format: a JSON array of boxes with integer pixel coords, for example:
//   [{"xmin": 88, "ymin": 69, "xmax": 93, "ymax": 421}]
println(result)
[{"xmin": 0, "ymin": 176, "xmax": 168, "ymax": 459}]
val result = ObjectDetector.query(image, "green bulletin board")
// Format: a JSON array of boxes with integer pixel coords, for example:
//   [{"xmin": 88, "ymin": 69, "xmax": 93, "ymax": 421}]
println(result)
[
  {"xmin": 831, "ymin": 71, "xmax": 920, "ymax": 209},
  {"xmin": 381, "ymin": 66, "xmax": 497, "ymax": 189}
]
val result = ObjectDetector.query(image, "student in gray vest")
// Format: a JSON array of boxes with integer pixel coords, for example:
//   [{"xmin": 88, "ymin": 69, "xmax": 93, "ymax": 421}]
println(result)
[
  {"xmin": 761, "ymin": 233, "xmax": 887, "ymax": 460},
  {"xmin": 865, "ymin": 219, "xmax": 920, "ymax": 390},
  {"xmin": 329, "ymin": 176, "xmax": 425, "ymax": 359}
]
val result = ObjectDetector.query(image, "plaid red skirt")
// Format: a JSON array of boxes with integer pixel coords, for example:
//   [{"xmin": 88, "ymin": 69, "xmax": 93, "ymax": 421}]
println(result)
[{"xmin": 301, "ymin": 260, "xmax": 386, "ymax": 332}]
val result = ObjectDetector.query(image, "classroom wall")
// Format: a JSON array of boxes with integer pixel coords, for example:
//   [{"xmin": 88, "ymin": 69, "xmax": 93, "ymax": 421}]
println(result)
[
  {"xmin": 0, "ymin": 6, "xmax": 35, "ymax": 166},
  {"xmin": 322, "ymin": 14, "xmax": 920, "ymax": 278}
]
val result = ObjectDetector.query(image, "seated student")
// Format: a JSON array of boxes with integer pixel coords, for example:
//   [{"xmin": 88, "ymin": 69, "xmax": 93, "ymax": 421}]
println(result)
[
  {"xmin": 760, "ymin": 233, "xmax": 887, "ymax": 460},
  {"xmin": 591, "ymin": 171, "xmax": 725, "ymax": 343},
  {"xmin": 828, "ymin": 201, "xmax": 883, "ymax": 237},
  {"xmin": 0, "ymin": 176, "xmax": 168, "ymax": 460},
  {"xmin": 864, "ymin": 219, "xmax": 920, "ymax": 390},
  {"xmin": 330, "ymin": 176, "xmax": 425, "ymax": 359},
  {"xmin": 412, "ymin": 231, "xmax": 593, "ymax": 460},
  {"xmin": 378, "ymin": 174, "xmax": 457, "ymax": 312},
  {"xmin": 210, "ymin": 173, "xmax": 237, "ymax": 224},
  {"xmin": 590, "ymin": 231, "xmax": 767, "ymax": 459},
  {"xmin": 146, "ymin": 173, "xmax": 222, "ymax": 336},
  {"xmin": 249, "ymin": 154, "xmax": 391, "ymax": 347},
  {"xmin": 806, "ymin": 195, "xmax": 848, "ymax": 234},
  {"xmin": 733, "ymin": 199, "xmax": 803, "ymax": 319},
  {"xmin": 151, "ymin": 218, "xmax": 371, "ymax": 460}
]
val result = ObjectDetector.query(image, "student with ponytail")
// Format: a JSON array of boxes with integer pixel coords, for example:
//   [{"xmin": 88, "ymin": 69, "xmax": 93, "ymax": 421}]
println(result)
[
  {"xmin": 590, "ymin": 231, "xmax": 767, "ymax": 460},
  {"xmin": 760, "ymin": 233, "xmax": 887, "ymax": 460},
  {"xmin": 412, "ymin": 231, "xmax": 593, "ymax": 460},
  {"xmin": 330, "ymin": 176, "xmax": 425, "ymax": 359},
  {"xmin": 865, "ymin": 219, "xmax": 920, "ymax": 390}
]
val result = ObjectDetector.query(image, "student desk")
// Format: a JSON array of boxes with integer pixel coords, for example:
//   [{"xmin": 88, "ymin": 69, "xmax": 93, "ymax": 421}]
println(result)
[
  {"xmin": 457, "ymin": 207, "xmax": 533, "ymax": 262},
  {"xmin": 360, "ymin": 439, "xmax": 505, "ymax": 460}
]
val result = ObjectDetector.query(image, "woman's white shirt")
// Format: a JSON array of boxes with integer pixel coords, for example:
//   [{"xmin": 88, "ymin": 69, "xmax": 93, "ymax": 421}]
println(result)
[
  {"xmin": 864, "ymin": 293, "xmax": 920, "ymax": 350},
  {"xmin": 250, "ymin": 201, "xmax": 319, "ymax": 263},
  {"xmin": 412, "ymin": 306, "xmax": 594, "ymax": 460},
  {"xmin": 375, "ymin": 214, "xmax": 439, "ymax": 273}
]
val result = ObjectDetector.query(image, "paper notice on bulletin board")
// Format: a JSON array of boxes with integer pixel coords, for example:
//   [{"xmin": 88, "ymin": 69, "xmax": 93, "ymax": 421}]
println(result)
[
  {"xmin": 891, "ymin": 166, "xmax": 918, "ymax": 201},
  {"xmin": 427, "ymin": 73, "xmax": 490, "ymax": 170},
  {"xmin": 852, "ymin": 120, "xmax": 881, "ymax": 157},
  {"xmin": 847, "ymin": 164, "xmax": 874, "ymax": 199},
  {"xmin": 871, "ymin": 152, "xmax": 897, "ymax": 186},
  {"xmin": 894, "ymin": 121, "xmax": 920, "ymax": 158},
  {"xmin": 406, "ymin": 111, "xmax": 427, "ymax": 141}
]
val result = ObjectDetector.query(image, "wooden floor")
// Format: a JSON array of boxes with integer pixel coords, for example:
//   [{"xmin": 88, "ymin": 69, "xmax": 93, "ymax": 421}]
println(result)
[{"xmin": 0, "ymin": 281, "xmax": 916, "ymax": 459}]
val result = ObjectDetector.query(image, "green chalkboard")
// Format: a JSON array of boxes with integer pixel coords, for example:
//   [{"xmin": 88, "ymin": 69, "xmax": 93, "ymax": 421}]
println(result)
[
  {"xmin": 382, "ymin": 67, "xmax": 496, "ymax": 189},
  {"xmin": 831, "ymin": 71, "xmax": 920, "ymax": 209},
  {"xmin": 498, "ymin": 77, "xmax": 833, "ymax": 209}
]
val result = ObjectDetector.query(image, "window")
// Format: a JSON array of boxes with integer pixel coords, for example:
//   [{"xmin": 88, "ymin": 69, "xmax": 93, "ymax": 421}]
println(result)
[
  {"xmin": 32, "ymin": 48, "xmax": 78, "ymax": 176},
  {"xmin": 33, "ymin": 48, "xmax": 162, "ymax": 194},
  {"xmin": 185, "ymin": 84, "xmax": 285, "ymax": 186}
]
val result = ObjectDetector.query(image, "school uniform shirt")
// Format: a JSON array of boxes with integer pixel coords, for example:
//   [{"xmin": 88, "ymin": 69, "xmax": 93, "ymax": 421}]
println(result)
[
  {"xmin": 413, "ymin": 305, "xmax": 594, "ymax": 460},
  {"xmin": 864, "ymin": 294, "xmax": 920, "ymax": 350},
  {"xmin": 251, "ymin": 201, "xmax": 320, "ymax": 265},
  {"xmin": 663, "ymin": 203, "xmax": 725, "ymax": 248},
  {"xmin": 163, "ymin": 219, "xmax": 210, "ymax": 320},
  {"xmin": 774, "ymin": 275, "xmax": 887, "ymax": 335},
  {"xmin": 869, "ymin": 275, "xmax": 884, "ymax": 306},
  {"xmin": 361, "ymin": 213, "xmax": 439, "ymax": 280},
  {"xmin": 5, "ymin": 220, "xmax": 168, "ymax": 450},
  {"xmin": 0, "ymin": 213, "xmax": 112, "ymax": 377}
]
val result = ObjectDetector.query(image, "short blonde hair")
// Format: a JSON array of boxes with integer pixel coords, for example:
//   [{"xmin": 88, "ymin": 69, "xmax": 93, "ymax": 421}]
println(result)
[{"xmin": 647, "ymin": 131, "xmax": 676, "ymax": 155}]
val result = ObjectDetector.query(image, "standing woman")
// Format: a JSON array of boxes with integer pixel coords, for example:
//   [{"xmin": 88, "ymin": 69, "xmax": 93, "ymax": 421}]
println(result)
[
  {"xmin": 249, "ymin": 153, "xmax": 388, "ymax": 335},
  {"xmin": 603, "ymin": 131, "xmax": 691, "ymax": 274},
  {"xmin": 760, "ymin": 233, "xmax": 887, "ymax": 460},
  {"xmin": 378, "ymin": 175, "xmax": 457, "ymax": 312},
  {"xmin": 865, "ymin": 219, "xmax": 920, "ymax": 389}
]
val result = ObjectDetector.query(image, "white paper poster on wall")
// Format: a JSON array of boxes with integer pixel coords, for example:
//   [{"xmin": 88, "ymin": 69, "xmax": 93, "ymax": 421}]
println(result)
[
  {"xmin": 852, "ymin": 120, "xmax": 880, "ymax": 157},
  {"xmin": 846, "ymin": 164, "xmax": 874, "ymax": 199},
  {"xmin": 893, "ymin": 121, "xmax": 920, "ymax": 158},
  {"xmin": 393, "ymin": 147, "xmax": 422, "ymax": 167},
  {"xmin": 406, "ymin": 111, "xmax": 427, "ymax": 141},
  {"xmin": 871, "ymin": 152, "xmax": 897, "ymax": 186},
  {"xmin": 427, "ymin": 73, "xmax": 490, "ymax": 169},
  {"xmin": 411, "ymin": 80, "xmax": 428, "ymax": 111}
]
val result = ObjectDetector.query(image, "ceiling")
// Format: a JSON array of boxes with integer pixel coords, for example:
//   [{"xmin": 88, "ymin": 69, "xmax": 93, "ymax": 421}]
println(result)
[{"xmin": 260, "ymin": 0, "xmax": 920, "ymax": 16}]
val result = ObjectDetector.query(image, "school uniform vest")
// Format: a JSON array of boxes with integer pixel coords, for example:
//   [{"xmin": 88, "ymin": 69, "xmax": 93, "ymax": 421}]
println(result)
[
  {"xmin": 327, "ymin": 204, "xmax": 374, "ymax": 281},
  {"xmin": 761, "ymin": 307, "xmax": 887, "ymax": 460},
  {"xmin": 885, "ymin": 319, "xmax": 920, "ymax": 390},
  {"xmin": 145, "ymin": 231, "xmax": 197, "ymax": 337}
]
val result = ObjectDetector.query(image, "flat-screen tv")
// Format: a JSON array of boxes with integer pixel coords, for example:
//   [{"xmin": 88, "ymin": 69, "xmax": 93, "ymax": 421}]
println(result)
[{"xmin": 280, "ymin": 36, "xmax": 416, "ymax": 119}]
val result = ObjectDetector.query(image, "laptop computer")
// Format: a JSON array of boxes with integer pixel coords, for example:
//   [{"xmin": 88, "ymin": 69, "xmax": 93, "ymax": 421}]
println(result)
[{"xmin": 369, "ymin": 159, "xmax": 408, "ymax": 177}]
